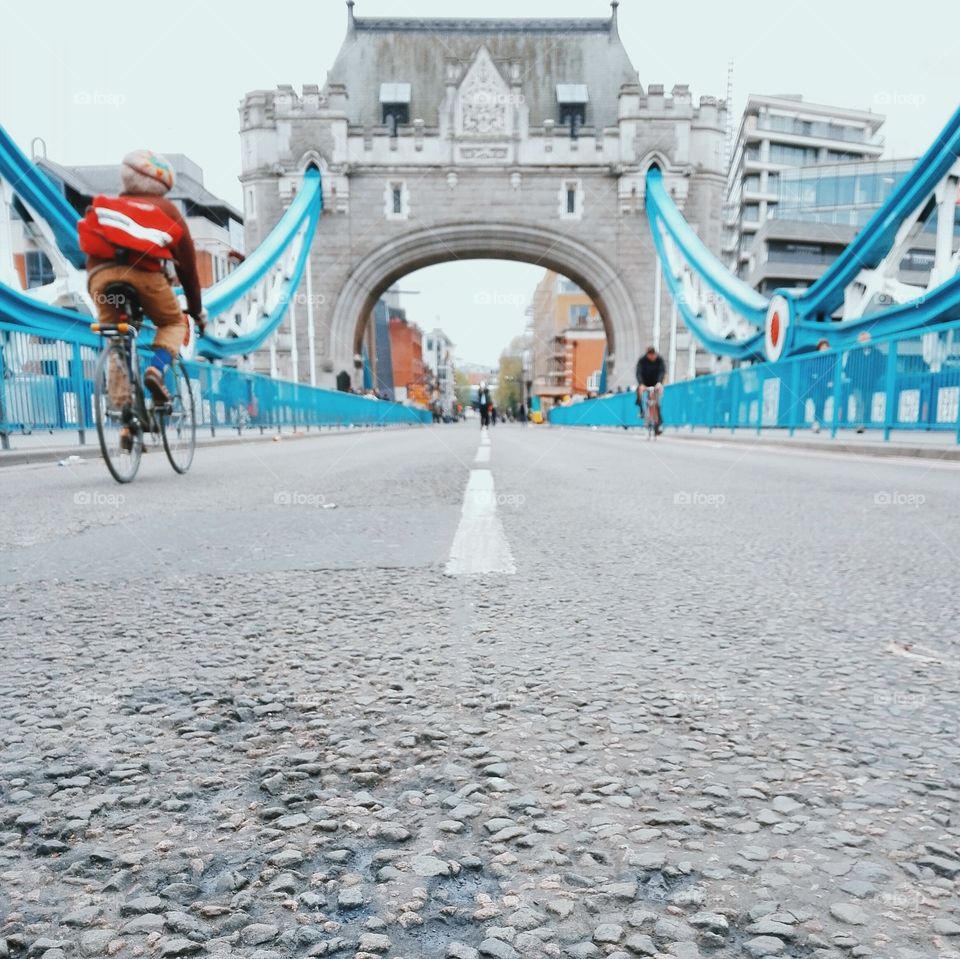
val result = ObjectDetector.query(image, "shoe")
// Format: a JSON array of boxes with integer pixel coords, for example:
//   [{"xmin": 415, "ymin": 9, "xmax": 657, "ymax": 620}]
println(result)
[
  {"xmin": 144, "ymin": 366, "xmax": 172, "ymax": 406},
  {"xmin": 119, "ymin": 428, "xmax": 133, "ymax": 453}
]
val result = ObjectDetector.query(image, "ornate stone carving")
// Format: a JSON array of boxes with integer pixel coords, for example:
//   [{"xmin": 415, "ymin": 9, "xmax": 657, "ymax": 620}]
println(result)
[
  {"xmin": 458, "ymin": 146, "xmax": 509, "ymax": 160},
  {"xmin": 456, "ymin": 46, "xmax": 511, "ymax": 138}
]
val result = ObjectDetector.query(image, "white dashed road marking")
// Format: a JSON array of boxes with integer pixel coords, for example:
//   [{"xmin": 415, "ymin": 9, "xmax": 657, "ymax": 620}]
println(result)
[{"xmin": 445, "ymin": 435, "xmax": 515, "ymax": 576}]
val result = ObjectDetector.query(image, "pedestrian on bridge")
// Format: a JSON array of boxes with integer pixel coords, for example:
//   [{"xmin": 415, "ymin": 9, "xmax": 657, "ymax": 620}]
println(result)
[{"xmin": 478, "ymin": 383, "xmax": 491, "ymax": 428}]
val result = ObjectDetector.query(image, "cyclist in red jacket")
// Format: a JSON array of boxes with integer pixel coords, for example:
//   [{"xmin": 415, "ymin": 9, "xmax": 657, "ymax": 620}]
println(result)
[{"xmin": 82, "ymin": 150, "xmax": 206, "ymax": 407}]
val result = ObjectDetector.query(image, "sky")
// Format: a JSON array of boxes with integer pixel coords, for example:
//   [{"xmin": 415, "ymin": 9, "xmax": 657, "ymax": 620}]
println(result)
[{"xmin": 2, "ymin": 0, "xmax": 957, "ymax": 366}]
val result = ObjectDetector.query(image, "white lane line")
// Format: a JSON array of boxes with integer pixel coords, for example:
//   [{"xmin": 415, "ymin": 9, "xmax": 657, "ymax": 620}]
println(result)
[
  {"xmin": 475, "ymin": 446, "xmax": 491, "ymax": 463},
  {"xmin": 445, "ymin": 468, "xmax": 516, "ymax": 576},
  {"xmin": 479, "ymin": 430, "xmax": 491, "ymax": 446}
]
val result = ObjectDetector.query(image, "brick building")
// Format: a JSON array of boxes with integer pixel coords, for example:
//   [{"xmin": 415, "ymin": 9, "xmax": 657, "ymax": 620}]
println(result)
[
  {"xmin": 531, "ymin": 270, "xmax": 606, "ymax": 412},
  {"xmin": 387, "ymin": 313, "xmax": 425, "ymax": 404}
]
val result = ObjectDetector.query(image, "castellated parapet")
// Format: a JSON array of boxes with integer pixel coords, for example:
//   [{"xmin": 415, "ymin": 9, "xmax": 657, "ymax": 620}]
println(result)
[{"xmin": 239, "ymin": 6, "xmax": 726, "ymax": 387}]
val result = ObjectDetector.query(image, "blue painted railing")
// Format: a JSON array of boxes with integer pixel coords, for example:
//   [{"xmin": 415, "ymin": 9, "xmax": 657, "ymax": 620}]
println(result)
[
  {"xmin": 643, "ymin": 105, "xmax": 960, "ymax": 360},
  {"xmin": 0, "ymin": 125, "xmax": 86, "ymax": 268},
  {"xmin": 795, "ymin": 104, "xmax": 960, "ymax": 325},
  {"xmin": 0, "ymin": 123, "xmax": 324, "ymax": 362},
  {"xmin": 646, "ymin": 168, "xmax": 767, "ymax": 361},
  {"xmin": 549, "ymin": 320, "xmax": 960, "ymax": 443},
  {"xmin": 0, "ymin": 321, "xmax": 429, "ymax": 448}
]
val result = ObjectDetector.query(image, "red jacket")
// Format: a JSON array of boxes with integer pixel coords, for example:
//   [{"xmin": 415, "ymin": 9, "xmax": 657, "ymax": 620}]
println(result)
[{"xmin": 86, "ymin": 194, "xmax": 202, "ymax": 318}]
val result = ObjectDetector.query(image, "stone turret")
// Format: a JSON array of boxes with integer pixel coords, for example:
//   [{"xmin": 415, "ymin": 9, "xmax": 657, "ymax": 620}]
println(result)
[{"xmin": 238, "ymin": 9, "xmax": 726, "ymax": 386}]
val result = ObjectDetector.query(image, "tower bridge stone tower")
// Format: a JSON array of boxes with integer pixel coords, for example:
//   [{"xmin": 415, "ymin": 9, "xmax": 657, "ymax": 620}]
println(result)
[{"xmin": 239, "ymin": 3, "xmax": 726, "ymax": 388}]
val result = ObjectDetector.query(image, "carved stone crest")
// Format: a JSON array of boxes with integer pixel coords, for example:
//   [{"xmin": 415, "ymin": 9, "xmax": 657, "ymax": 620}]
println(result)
[{"xmin": 455, "ymin": 46, "xmax": 511, "ymax": 138}]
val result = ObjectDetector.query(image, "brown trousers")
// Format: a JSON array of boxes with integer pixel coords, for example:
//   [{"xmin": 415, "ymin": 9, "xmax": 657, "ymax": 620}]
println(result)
[{"xmin": 89, "ymin": 265, "xmax": 186, "ymax": 356}]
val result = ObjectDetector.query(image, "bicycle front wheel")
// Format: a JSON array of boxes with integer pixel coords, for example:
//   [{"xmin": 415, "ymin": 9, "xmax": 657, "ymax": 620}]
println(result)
[
  {"xmin": 94, "ymin": 344, "xmax": 142, "ymax": 483},
  {"xmin": 160, "ymin": 361, "xmax": 196, "ymax": 474}
]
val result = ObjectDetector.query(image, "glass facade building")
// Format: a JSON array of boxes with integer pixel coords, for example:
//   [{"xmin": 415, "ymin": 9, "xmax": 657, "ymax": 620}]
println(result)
[
  {"xmin": 744, "ymin": 154, "xmax": 954, "ymax": 296},
  {"xmin": 723, "ymin": 95, "xmax": 885, "ymax": 277},
  {"xmin": 773, "ymin": 158, "xmax": 915, "ymax": 228}
]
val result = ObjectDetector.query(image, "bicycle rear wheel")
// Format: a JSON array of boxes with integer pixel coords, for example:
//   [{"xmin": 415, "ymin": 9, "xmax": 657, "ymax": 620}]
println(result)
[
  {"xmin": 160, "ymin": 361, "xmax": 196, "ymax": 473},
  {"xmin": 94, "ymin": 344, "xmax": 142, "ymax": 483}
]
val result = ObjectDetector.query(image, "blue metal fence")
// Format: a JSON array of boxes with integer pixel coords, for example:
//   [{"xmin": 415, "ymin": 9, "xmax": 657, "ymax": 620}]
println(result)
[
  {"xmin": 549, "ymin": 321, "xmax": 960, "ymax": 443},
  {"xmin": 0, "ymin": 322, "xmax": 430, "ymax": 448}
]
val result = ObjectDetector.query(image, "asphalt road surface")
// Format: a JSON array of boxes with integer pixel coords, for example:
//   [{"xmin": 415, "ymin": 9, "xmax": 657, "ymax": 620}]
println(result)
[{"xmin": 1, "ymin": 424, "xmax": 959, "ymax": 959}]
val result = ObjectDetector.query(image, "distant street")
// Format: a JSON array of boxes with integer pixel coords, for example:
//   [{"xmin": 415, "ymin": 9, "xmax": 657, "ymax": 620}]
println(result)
[{"xmin": 2, "ymin": 426, "xmax": 959, "ymax": 959}]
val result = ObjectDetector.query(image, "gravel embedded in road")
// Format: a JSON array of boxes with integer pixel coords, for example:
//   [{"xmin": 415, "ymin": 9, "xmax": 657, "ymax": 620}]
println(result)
[{"xmin": 1, "ymin": 426, "xmax": 959, "ymax": 959}]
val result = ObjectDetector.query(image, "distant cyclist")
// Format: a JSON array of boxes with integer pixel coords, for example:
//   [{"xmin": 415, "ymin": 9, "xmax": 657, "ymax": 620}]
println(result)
[
  {"xmin": 636, "ymin": 346, "xmax": 666, "ymax": 435},
  {"xmin": 80, "ymin": 150, "xmax": 206, "ymax": 411}
]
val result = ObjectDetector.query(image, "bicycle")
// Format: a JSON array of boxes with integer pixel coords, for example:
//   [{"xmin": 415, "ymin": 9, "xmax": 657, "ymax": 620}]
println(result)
[
  {"xmin": 637, "ymin": 383, "xmax": 663, "ymax": 439},
  {"xmin": 91, "ymin": 282, "xmax": 196, "ymax": 483}
]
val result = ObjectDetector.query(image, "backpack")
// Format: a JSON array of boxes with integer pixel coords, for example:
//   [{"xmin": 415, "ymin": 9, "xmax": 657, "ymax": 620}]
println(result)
[{"xmin": 78, "ymin": 195, "xmax": 183, "ymax": 262}]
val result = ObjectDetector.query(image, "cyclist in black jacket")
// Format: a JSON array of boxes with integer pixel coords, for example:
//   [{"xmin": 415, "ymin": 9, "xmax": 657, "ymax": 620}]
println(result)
[{"xmin": 636, "ymin": 347, "xmax": 666, "ymax": 434}]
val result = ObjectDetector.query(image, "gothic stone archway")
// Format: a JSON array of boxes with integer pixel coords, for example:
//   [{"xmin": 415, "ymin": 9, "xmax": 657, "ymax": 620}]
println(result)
[
  {"xmin": 330, "ymin": 221, "xmax": 642, "ymax": 385},
  {"xmin": 239, "ymin": 7, "xmax": 727, "ymax": 388}
]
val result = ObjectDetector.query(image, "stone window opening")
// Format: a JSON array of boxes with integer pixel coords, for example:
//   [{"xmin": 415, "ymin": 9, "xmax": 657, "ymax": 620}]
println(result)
[
  {"xmin": 382, "ymin": 104, "xmax": 409, "ymax": 135},
  {"xmin": 380, "ymin": 82, "xmax": 411, "ymax": 136},
  {"xmin": 559, "ymin": 179, "xmax": 583, "ymax": 221},
  {"xmin": 560, "ymin": 104, "xmax": 586, "ymax": 139},
  {"xmin": 385, "ymin": 180, "xmax": 409, "ymax": 220},
  {"xmin": 557, "ymin": 84, "xmax": 588, "ymax": 140}
]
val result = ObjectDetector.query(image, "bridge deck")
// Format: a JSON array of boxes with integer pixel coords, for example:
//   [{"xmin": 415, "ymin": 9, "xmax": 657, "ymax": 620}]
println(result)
[{"xmin": 2, "ymin": 426, "xmax": 958, "ymax": 958}]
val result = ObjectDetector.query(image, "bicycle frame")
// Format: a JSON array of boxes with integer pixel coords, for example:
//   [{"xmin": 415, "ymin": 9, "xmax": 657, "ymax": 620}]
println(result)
[
  {"xmin": 99, "ymin": 325, "xmax": 162, "ymax": 436},
  {"xmin": 639, "ymin": 384, "xmax": 663, "ymax": 436}
]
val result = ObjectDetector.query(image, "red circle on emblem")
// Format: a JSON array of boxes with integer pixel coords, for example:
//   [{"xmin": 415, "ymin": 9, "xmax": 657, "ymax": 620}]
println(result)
[{"xmin": 770, "ymin": 311, "xmax": 780, "ymax": 346}]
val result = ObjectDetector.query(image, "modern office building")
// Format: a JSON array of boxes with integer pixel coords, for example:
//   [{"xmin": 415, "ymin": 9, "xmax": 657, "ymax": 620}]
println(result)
[
  {"xmin": 743, "ymin": 157, "xmax": 939, "ymax": 296},
  {"xmin": 723, "ymin": 95, "xmax": 884, "ymax": 277}
]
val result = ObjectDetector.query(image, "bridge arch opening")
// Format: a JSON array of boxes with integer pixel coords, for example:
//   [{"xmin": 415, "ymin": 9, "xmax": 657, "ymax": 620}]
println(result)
[
  {"xmin": 328, "ymin": 221, "xmax": 644, "ymax": 396},
  {"xmin": 340, "ymin": 255, "xmax": 613, "ymax": 418}
]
